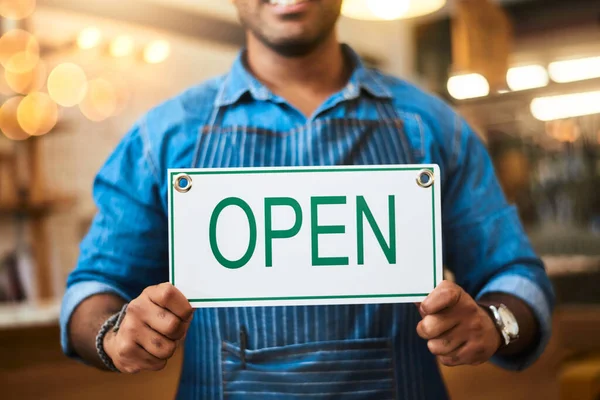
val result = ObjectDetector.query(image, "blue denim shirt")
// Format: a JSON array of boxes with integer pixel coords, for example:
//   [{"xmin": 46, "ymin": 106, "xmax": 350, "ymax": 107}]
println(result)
[{"xmin": 61, "ymin": 45, "xmax": 554, "ymax": 400}]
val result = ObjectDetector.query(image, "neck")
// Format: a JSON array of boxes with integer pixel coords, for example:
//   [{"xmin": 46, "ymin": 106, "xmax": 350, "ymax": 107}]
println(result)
[{"xmin": 244, "ymin": 32, "xmax": 350, "ymax": 97}]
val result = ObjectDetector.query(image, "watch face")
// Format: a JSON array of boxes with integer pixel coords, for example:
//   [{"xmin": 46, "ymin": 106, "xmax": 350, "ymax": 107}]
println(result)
[{"xmin": 498, "ymin": 306, "xmax": 519, "ymax": 337}]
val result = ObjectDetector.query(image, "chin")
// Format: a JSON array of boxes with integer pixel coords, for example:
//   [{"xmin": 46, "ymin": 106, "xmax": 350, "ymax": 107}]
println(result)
[
  {"xmin": 261, "ymin": 27, "xmax": 331, "ymax": 57},
  {"xmin": 265, "ymin": 38, "xmax": 321, "ymax": 57}
]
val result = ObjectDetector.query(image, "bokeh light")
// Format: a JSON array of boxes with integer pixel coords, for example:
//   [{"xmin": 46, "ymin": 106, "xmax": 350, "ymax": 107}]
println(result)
[
  {"xmin": 108, "ymin": 75, "xmax": 131, "ymax": 116},
  {"xmin": 545, "ymin": 120, "xmax": 581, "ymax": 143},
  {"xmin": 5, "ymin": 60, "xmax": 46, "ymax": 94},
  {"xmin": 17, "ymin": 92, "xmax": 58, "ymax": 136},
  {"xmin": 0, "ymin": 29, "xmax": 40, "ymax": 73},
  {"xmin": 367, "ymin": 0, "xmax": 410, "ymax": 20},
  {"xmin": 447, "ymin": 73, "xmax": 490, "ymax": 100},
  {"xmin": 47, "ymin": 63, "xmax": 88, "ymax": 107},
  {"xmin": 507, "ymin": 65, "xmax": 549, "ymax": 91},
  {"xmin": 549, "ymin": 56, "xmax": 600, "ymax": 83},
  {"xmin": 79, "ymin": 78, "xmax": 117, "ymax": 122},
  {"xmin": 77, "ymin": 27, "xmax": 102, "ymax": 50},
  {"xmin": 342, "ymin": 0, "xmax": 445, "ymax": 20},
  {"xmin": 0, "ymin": 66, "xmax": 13, "ymax": 96},
  {"xmin": 0, "ymin": 96, "xmax": 29, "ymax": 141},
  {"xmin": 109, "ymin": 35, "xmax": 134, "ymax": 58},
  {"xmin": 0, "ymin": 0, "xmax": 36, "ymax": 20},
  {"xmin": 143, "ymin": 40, "xmax": 170, "ymax": 64},
  {"xmin": 532, "ymin": 91, "xmax": 600, "ymax": 121}
]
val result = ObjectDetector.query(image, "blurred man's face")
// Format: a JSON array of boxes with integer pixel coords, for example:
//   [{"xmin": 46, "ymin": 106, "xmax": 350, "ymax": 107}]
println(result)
[{"xmin": 232, "ymin": 0, "xmax": 343, "ymax": 57}]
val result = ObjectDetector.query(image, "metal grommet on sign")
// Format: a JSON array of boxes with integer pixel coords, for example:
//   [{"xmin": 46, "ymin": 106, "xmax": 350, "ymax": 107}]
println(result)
[
  {"xmin": 416, "ymin": 169, "xmax": 434, "ymax": 188},
  {"xmin": 173, "ymin": 173, "xmax": 192, "ymax": 193}
]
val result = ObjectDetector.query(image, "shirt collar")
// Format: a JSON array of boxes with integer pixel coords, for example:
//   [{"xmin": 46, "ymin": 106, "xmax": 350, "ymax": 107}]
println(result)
[{"xmin": 214, "ymin": 44, "xmax": 393, "ymax": 108}]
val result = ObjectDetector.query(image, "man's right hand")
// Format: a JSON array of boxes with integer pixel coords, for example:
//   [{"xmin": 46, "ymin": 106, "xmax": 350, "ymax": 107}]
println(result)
[{"xmin": 103, "ymin": 283, "xmax": 193, "ymax": 373}]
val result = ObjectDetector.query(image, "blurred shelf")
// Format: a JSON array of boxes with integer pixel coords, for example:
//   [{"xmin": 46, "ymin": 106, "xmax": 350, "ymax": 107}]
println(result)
[
  {"xmin": 544, "ymin": 255, "xmax": 600, "ymax": 277},
  {"xmin": 0, "ymin": 196, "xmax": 76, "ymax": 218},
  {"xmin": 0, "ymin": 300, "xmax": 60, "ymax": 330}
]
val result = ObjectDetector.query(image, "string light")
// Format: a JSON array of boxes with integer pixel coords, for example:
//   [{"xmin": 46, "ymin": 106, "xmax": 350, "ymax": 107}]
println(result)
[
  {"xmin": 79, "ymin": 78, "xmax": 117, "ymax": 122},
  {"xmin": 0, "ymin": 66, "xmax": 13, "ymax": 96},
  {"xmin": 548, "ymin": 56, "xmax": 600, "ymax": 83},
  {"xmin": 0, "ymin": 0, "xmax": 36, "ymax": 20},
  {"xmin": 506, "ymin": 65, "xmax": 549, "ymax": 91},
  {"xmin": 47, "ymin": 63, "xmax": 88, "ymax": 107},
  {"xmin": 110, "ymin": 35, "xmax": 134, "ymax": 58},
  {"xmin": 77, "ymin": 27, "xmax": 102, "ymax": 50},
  {"xmin": 0, "ymin": 96, "xmax": 29, "ymax": 141},
  {"xmin": 447, "ymin": 73, "xmax": 490, "ymax": 100},
  {"xmin": 17, "ymin": 92, "xmax": 58, "ymax": 136},
  {"xmin": 4, "ymin": 60, "xmax": 46, "ymax": 94},
  {"xmin": 143, "ymin": 40, "xmax": 171, "ymax": 64},
  {"xmin": 531, "ymin": 90, "xmax": 600, "ymax": 121},
  {"xmin": 0, "ymin": 29, "xmax": 40, "ymax": 74}
]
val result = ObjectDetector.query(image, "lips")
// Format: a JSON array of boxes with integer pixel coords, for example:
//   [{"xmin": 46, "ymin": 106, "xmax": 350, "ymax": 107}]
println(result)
[
  {"xmin": 264, "ymin": 0, "xmax": 314, "ymax": 16},
  {"xmin": 267, "ymin": 0, "xmax": 311, "ymax": 5}
]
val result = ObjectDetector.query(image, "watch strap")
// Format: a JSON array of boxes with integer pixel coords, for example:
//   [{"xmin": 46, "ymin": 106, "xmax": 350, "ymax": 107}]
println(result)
[{"xmin": 478, "ymin": 303, "xmax": 510, "ymax": 349}]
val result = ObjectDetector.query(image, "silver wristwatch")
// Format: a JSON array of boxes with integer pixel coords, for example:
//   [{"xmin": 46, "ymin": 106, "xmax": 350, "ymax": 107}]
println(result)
[{"xmin": 486, "ymin": 304, "xmax": 519, "ymax": 347}]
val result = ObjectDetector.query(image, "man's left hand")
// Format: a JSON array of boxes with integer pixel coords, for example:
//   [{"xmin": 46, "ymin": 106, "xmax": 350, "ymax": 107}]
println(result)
[{"xmin": 416, "ymin": 281, "xmax": 502, "ymax": 367}]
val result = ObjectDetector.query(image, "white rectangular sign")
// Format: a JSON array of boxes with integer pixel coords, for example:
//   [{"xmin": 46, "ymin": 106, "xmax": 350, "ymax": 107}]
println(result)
[{"xmin": 168, "ymin": 165, "xmax": 443, "ymax": 308}]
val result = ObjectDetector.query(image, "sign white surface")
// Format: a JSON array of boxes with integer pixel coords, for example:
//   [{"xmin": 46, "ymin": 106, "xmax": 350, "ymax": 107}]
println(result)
[{"xmin": 168, "ymin": 166, "xmax": 443, "ymax": 308}]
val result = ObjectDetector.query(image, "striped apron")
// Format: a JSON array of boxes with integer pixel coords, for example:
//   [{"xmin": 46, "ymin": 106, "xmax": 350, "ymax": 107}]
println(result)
[{"xmin": 177, "ymin": 99, "xmax": 448, "ymax": 400}]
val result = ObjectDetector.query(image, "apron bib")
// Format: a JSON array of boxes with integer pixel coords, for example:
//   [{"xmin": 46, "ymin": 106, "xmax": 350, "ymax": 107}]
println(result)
[{"xmin": 178, "ymin": 100, "xmax": 446, "ymax": 400}]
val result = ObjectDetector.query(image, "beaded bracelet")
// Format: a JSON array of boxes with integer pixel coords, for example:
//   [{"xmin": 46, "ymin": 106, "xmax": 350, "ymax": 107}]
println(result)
[{"xmin": 95, "ymin": 303, "xmax": 128, "ymax": 372}]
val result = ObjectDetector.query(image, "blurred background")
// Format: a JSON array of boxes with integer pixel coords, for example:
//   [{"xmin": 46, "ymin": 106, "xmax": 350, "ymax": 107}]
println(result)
[{"xmin": 0, "ymin": 0, "xmax": 599, "ymax": 399}]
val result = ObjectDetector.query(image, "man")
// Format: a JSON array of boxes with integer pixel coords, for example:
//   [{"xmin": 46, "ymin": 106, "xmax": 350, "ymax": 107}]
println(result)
[{"xmin": 61, "ymin": 0, "xmax": 555, "ymax": 399}]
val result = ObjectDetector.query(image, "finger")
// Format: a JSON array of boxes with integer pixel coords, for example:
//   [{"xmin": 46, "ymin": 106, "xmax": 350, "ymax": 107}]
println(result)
[
  {"xmin": 421, "ymin": 281, "xmax": 463, "ymax": 315},
  {"xmin": 438, "ymin": 342, "xmax": 484, "ymax": 367},
  {"xmin": 134, "ymin": 342, "xmax": 169, "ymax": 371},
  {"xmin": 146, "ymin": 283, "xmax": 194, "ymax": 322},
  {"xmin": 112, "ymin": 331, "xmax": 168, "ymax": 373},
  {"xmin": 414, "ymin": 303, "xmax": 426, "ymax": 318},
  {"xmin": 416, "ymin": 312, "xmax": 460, "ymax": 340},
  {"xmin": 136, "ymin": 299, "xmax": 190, "ymax": 341},
  {"xmin": 426, "ymin": 325, "xmax": 468, "ymax": 356},
  {"xmin": 134, "ymin": 322, "xmax": 179, "ymax": 361}
]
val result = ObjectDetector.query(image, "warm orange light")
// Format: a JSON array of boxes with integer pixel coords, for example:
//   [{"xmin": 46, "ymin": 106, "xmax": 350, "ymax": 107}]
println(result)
[
  {"xmin": 342, "ymin": 0, "xmax": 445, "ymax": 20},
  {"xmin": 0, "ymin": 0, "xmax": 36, "ymax": 20},
  {"xmin": 79, "ymin": 78, "xmax": 117, "ymax": 122},
  {"xmin": 109, "ymin": 35, "xmax": 134, "ymax": 58},
  {"xmin": 0, "ymin": 29, "xmax": 40, "ymax": 73},
  {"xmin": 545, "ymin": 120, "xmax": 581, "ymax": 143},
  {"xmin": 17, "ymin": 92, "xmax": 58, "ymax": 136},
  {"xmin": 532, "ymin": 91, "xmax": 600, "ymax": 121},
  {"xmin": 447, "ymin": 73, "xmax": 490, "ymax": 100},
  {"xmin": 5, "ymin": 60, "xmax": 46, "ymax": 94},
  {"xmin": 109, "ymin": 75, "xmax": 131, "ymax": 116},
  {"xmin": 0, "ymin": 96, "xmax": 29, "ymax": 140},
  {"xmin": 0, "ymin": 66, "xmax": 13, "ymax": 96},
  {"xmin": 143, "ymin": 40, "xmax": 170, "ymax": 64},
  {"xmin": 47, "ymin": 63, "xmax": 88, "ymax": 107},
  {"xmin": 77, "ymin": 27, "xmax": 102, "ymax": 50}
]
